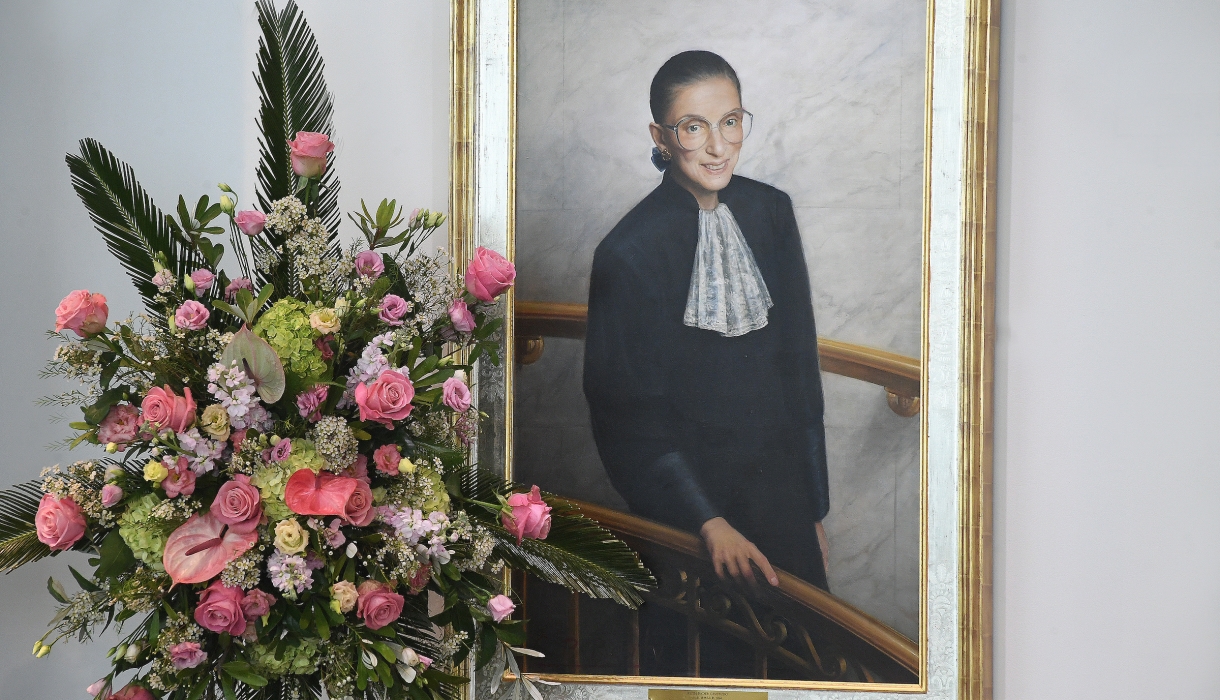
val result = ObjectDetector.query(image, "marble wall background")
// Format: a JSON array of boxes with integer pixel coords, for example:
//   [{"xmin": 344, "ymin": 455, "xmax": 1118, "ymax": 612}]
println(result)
[{"xmin": 514, "ymin": 0, "xmax": 926, "ymax": 639}]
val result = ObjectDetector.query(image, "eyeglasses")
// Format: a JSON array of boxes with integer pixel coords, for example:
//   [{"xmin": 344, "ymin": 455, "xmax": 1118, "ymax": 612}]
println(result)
[{"xmin": 661, "ymin": 109, "xmax": 753, "ymax": 151}]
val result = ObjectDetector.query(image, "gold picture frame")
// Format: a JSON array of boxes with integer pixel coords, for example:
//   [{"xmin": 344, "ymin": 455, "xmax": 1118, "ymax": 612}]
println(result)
[{"xmin": 448, "ymin": 0, "xmax": 997, "ymax": 697}]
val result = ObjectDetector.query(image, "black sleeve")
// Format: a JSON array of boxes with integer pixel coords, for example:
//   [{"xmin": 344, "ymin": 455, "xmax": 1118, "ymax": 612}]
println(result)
[
  {"xmin": 583, "ymin": 246, "xmax": 719, "ymax": 532},
  {"xmin": 773, "ymin": 193, "xmax": 830, "ymax": 522}
]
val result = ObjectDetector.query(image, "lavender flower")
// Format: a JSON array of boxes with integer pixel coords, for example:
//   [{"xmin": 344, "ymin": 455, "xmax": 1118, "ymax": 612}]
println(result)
[
  {"xmin": 206, "ymin": 361, "xmax": 261, "ymax": 429},
  {"xmin": 267, "ymin": 551, "xmax": 313, "ymax": 596},
  {"xmin": 338, "ymin": 332, "xmax": 394, "ymax": 406}
]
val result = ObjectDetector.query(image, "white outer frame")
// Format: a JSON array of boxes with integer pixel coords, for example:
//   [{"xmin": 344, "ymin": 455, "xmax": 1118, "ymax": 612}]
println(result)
[{"xmin": 467, "ymin": 0, "xmax": 973, "ymax": 696}]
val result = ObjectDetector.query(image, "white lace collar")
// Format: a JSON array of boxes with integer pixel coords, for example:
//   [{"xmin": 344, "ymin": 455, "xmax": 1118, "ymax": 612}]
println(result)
[{"xmin": 683, "ymin": 203, "xmax": 773, "ymax": 337}]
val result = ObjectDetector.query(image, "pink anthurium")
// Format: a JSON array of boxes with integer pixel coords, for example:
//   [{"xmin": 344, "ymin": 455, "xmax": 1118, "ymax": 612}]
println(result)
[
  {"xmin": 283, "ymin": 469, "xmax": 358, "ymax": 518},
  {"xmin": 162, "ymin": 512, "xmax": 259, "ymax": 585}
]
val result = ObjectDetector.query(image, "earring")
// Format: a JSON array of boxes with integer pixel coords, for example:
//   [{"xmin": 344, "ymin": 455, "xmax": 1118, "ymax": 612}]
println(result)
[{"xmin": 660, "ymin": 148, "xmax": 672, "ymax": 160}]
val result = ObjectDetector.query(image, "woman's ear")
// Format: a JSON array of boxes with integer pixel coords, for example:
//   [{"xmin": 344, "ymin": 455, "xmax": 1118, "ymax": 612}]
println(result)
[{"xmin": 649, "ymin": 123, "xmax": 669, "ymax": 152}]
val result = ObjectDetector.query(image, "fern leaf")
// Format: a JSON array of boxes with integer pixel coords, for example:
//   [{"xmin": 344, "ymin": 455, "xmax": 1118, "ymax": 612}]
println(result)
[
  {"xmin": 253, "ymin": 0, "xmax": 342, "ymax": 296},
  {"xmin": 65, "ymin": 139, "xmax": 202, "ymax": 316},
  {"xmin": 0, "ymin": 480, "xmax": 53, "ymax": 572},
  {"xmin": 461, "ymin": 469, "xmax": 654, "ymax": 607}
]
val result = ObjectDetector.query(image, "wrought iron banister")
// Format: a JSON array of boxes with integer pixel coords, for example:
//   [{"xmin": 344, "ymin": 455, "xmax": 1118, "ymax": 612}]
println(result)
[
  {"xmin": 512, "ymin": 498, "xmax": 919, "ymax": 684},
  {"xmin": 514, "ymin": 300, "xmax": 921, "ymax": 416}
]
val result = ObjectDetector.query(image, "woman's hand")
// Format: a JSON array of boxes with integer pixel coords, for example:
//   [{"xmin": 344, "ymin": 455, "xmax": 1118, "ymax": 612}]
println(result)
[{"xmin": 700, "ymin": 517, "xmax": 779, "ymax": 587}]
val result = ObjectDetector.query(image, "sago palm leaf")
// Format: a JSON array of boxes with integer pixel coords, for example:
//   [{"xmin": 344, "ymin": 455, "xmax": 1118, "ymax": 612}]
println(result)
[
  {"xmin": 0, "ymin": 480, "xmax": 52, "ymax": 573},
  {"xmin": 461, "ymin": 469, "xmax": 654, "ymax": 607},
  {"xmin": 66, "ymin": 139, "xmax": 203, "ymax": 316},
  {"xmin": 253, "ymin": 0, "xmax": 342, "ymax": 294}
]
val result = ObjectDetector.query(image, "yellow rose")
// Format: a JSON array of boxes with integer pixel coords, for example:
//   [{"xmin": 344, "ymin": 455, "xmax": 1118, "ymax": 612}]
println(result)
[
  {"xmin": 274, "ymin": 519, "xmax": 308, "ymax": 555},
  {"xmin": 398, "ymin": 457, "xmax": 416, "ymax": 474},
  {"xmin": 309, "ymin": 308, "xmax": 341, "ymax": 334},
  {"xmin": 331, "ymin": 580, "xmax": 358, "ymax": 613},
  {"xmin": 143, "ymin": 460, "xmax": 168, "ymax": 485},
  {"xmin": 199, "ymin": 404, "xmax": 231, "ymax": 441}
]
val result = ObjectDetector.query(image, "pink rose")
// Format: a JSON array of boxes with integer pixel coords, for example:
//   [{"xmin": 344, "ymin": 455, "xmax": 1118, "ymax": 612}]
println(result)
[
  {"xmin": 296, "ymin": 384, "xmax": 328, "ymax": 422},
  {"xmin": 97, "ymin": 403, "xmax": 141, "ymax": 449},
  {"xmin": 234, "ymin": 210, "xmax": 266, "ymax": 236},
  {"xmin": 442, "ymin": 376, "xmax": 472, "ymax": 412},
  {"xmin": 287, "ymin": 131, "xmax": 335, "ymax": 178},
  {"xmin": 270, "ymin": 438, "xmax": 292, "ymax": 462},
  {"xmin": 344, "ymin": 480, "xmax": 375, "ymax": 527},
  {"xmin": 379, "ymin": 294, "xmax": 408, "ymax": 326},
  {"xmin": 108, "ymin": 684, "xmax": 155, "ymax": 700},
  {"xmin": 487, "ymin": 594, "xmax": 515, "ymax": 622},
  {"xmin": 35, "ymin": 494, "xmax": 86, "ymax": 551},
  {"xmin": 225, "ymin": 277, "xmax": 254, "ymax": 301},
  {"xmin": 240, "ymin": 588, "xmax": 276, "ymax": 619},
  {"xmin": 162, "ymin": 457, "xmax": 196, "ymax": 498},
  {"xmin": 211, "ymin": 473, "xmax": 263, "ymax": 534},
  {"xmin": 101, "ymin": 484, "xmax": 124, "ymax": 508},
  {"xmin": 141, "ymin": 385, "xmax": 196, "ymax": 433},
  {"xmin": 354, "ymin": 370, "xmax": 415, "ymax": 428},
  {"xmin": 447, "ymin": 299, "xmax": 476, "ymax": 333},
  {"xmin": 373, "ymin": 444, "xmax": 401, "ymax": 476},
  {"xmin": 190, "ymin": 269, "xmax": 215, "ymax": 293},
  {"xmin": 175, "ymin": 300, "xmax": 210, "ymax": 331},
  {"xmin": 193, "ymin": 580, "xmax": 247, "ymax": 636},
  {"xmin": 501, "ymin": 485, "xmax": 552, "ymax": 544},
  {"xmin": 168, "ymin": 641, "xmax": 207, "ymax": 670},
  {"xmin": 55, "ymin": 289, "xmax": 109, "ymax": 337},
  {"xmin": 354, "ymin": 250, "xmax": 384, "ymax": 278},
  {"xmin": 356, "ymin": 580, "xmax": 404, "ymax": 630},
  {"xmin": 464, "ymin": 247, "xmax": 516, "ymax": 302}
]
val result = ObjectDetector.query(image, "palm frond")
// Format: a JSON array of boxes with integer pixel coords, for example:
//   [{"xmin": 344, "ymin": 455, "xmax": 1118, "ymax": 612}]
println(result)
[
  {"xmin": 65, "ymin": 139, "xmax": 202, "ymax": 316},
  {"xmin": 461, "ymin": 469, "xmax": 654, "ymax": 607},
  {"xmin": 0, "ymin": 480, "xmax": 53, "ymax": 572},
  {"xmin": 253, "ymin": 0, "xmax": 341, "ymax": 295}
]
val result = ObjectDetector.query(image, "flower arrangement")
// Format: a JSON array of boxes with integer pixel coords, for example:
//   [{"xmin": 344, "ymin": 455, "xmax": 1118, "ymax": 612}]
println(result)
[{"xmin": 0, "ymin": 3, "xmax": 651, "ymax": 699}]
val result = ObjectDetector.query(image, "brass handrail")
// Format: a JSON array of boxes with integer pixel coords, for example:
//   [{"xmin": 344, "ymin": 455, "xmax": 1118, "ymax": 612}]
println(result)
[
  {"xmin": 514, "ymin": 300, "xmax": 921, "ymax": 416},
  {"xmin": 568, "ymin": 499, "xmax": 920, "ymax": 677}
]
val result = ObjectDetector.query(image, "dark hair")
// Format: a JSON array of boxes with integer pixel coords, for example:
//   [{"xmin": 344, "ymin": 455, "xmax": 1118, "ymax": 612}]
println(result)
[{"xmin": 649, "ymin": 50, "xmax": 742, "ymax": 123}]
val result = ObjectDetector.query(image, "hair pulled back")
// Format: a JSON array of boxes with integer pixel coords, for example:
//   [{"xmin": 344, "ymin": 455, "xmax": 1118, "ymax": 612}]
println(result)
[{"xmin": 649, "ymin": 50, "xmax": 741, "ymax": 123}]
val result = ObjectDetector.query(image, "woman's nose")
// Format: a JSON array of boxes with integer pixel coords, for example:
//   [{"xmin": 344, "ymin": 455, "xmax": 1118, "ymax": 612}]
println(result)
[{"xmin": 705, "ymin": 129, "xmax": 728, "ymax": 156}]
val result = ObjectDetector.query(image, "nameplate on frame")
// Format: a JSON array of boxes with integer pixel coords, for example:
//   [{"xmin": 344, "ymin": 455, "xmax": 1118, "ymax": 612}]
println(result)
[{"xmin": 648, "ymin": 691, "xmax": 767, "ymax": 700}]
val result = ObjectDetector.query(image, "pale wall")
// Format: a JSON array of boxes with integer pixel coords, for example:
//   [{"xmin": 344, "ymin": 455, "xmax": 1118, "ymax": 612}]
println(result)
[
  {"xmin": 3, "ymin": 0, "xmax": 1220, "ymax": 697},
  {"xmin": 0, "ymin": 2, "xmax": 450, "ymax": 696}
]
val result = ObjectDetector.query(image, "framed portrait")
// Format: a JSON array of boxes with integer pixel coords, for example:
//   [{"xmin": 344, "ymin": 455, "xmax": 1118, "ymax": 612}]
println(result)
[{"xmin": 450, "ymin": 0, "xmax": 996, "ymax": 697}]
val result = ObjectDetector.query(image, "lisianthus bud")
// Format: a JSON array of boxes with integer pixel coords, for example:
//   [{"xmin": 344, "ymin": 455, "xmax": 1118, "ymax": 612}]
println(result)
[
  {"xmin": 219, "ymin": 195, "xmax": 236, "ymax": 215},
  {"xmin": 398, "ymin": 458, "xmax": 415, "ymax": 475},
  {"xmin": 217, "ymin": 182, "xmax": 234, "ymax": 193},
  {"xmin": 124, "ymin": 643, "xmax": 142, "ymax": 662},
  {"xmin": 105, "ymin": 442, "xmax": 118, "ymax": 453},
  {"xmin": 35, "ymin": 642, "xmax": 51, "ymax": 658},
  {"xmin": 183, "ymin": 274, "xmax": 196, "ymax": 293}
]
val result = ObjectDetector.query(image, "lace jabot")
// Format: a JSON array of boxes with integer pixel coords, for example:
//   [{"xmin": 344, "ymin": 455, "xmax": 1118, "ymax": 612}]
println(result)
[{"xmin": 683, "ymin": 203, "xmax": 773, "ymax": 337}]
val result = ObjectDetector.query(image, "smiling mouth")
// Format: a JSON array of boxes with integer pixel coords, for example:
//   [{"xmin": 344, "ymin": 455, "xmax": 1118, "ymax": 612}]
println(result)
[{"xmin": 701, "ymin": 160, "xmax": 730, "ymax": 174}]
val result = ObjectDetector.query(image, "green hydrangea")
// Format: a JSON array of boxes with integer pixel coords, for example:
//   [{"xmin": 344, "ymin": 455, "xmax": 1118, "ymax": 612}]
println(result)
[
  {"xmin": 283, "ymin": 439, "xmax": 325, "ymax": 475},
  {"xmin": 118, "ymin": 494, "xmax": 172, "ymax": 570},
  {"xmin": 253, "ymin": 298, "xmax": 326, "ymax": 381},
  {"xmin": 250, "ymin": 463, "xmax": 294, "ymax": 522},
  {"xmin": 249, "ymin": 637, "xmax": 320, "ymax": 677},
  {"xmin": 418, "ymin": 466, "xmax": 450, "ymax": 514}
]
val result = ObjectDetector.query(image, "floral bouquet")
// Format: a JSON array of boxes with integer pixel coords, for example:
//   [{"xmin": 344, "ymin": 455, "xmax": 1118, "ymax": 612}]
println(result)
[{"xmin": 0, "ymin": 3, "xmax": 651, "ymax": 699}]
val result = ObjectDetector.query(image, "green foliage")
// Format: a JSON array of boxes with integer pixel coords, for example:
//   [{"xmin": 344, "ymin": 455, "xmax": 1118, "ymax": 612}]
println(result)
[
  {"xmin": 0, "ymin": 480, "xmax": 53, "ymax": 572},
  {"xmin": 460, "ymin": 468, "xmax": 655, "ymax": 607},
  {"xmin": 253, "ymin": 0, "xmax": 341, "ymax": 293},
  {"xmin": 65, "ymin": 139, "xmax": 204, "ymax": 317}
]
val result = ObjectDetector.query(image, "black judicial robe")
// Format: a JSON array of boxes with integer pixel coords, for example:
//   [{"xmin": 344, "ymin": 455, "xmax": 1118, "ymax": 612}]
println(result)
[{"xmin": 583, "ymin": 172, "xmax": 830, "ymax": 588}]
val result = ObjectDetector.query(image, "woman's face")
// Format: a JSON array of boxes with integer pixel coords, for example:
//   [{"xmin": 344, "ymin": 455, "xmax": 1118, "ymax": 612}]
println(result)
[{"xmin": 651, "ymin": 77, "xmax": 743, "ymax": 208}]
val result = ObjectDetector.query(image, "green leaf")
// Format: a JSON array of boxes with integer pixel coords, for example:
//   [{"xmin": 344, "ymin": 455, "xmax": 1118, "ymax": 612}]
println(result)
[
  {"xmin": 222, "ymin": 661, "xmax": 268, "ymax": 687},
  {"xmin": 219, "ymin": 326, "xmax": 286, "ymax": 403},
  {"xmin": 47, "ymin": 576, "xmax": 69, "ymax": 603},
  {"xmin": 68, "ymin": 565, "xmax": 101, "ymax": 592},
  {"xmin": 66, "ymin": 139, "xmax": 203, "ymax": 317},
  {"xmin": 0, "ymin": 480, "xmax": 56, "ymax": 572},
  {"xmin": 476, "ymin": 624, "xmax": 498, "ymax": 668},
  {"xmin": 147, "ymin": 609, "xmax": 162, "ymax": 646},
  {"xmin": 220, "ymin": 671, "xmax": 237, "ymax": 700},
  {"xmin": 95, "ymin": 528, "xmax": 136, "ymax": 581},
  {"xmin": 313, "ymin": 604, "xmax": 330, "ymax": 640}
]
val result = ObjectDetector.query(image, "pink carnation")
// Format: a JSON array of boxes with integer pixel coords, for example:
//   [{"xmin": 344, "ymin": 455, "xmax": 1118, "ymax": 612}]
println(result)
[
  {"xmin": 97, "ymin": 404, "xmax": 141, "ymax": 449},
  {"xmin": 169, "ymin": 642, "xmax": 207, "ymax": 670},
  {"xmin": 373, "ymin": 444, "xmax": 401, "ymax": 476},
  {"xmin": 175, "ymin": 300, "xmax": 210, "ymax": 331},
  {"xmin": 296, "ymin": 384, "xmax": 328, "ymax": 422},
  {"xmin": 240, "ymin": 588, "xmax": 276, "ymax": 619},
  {"xmin": 379, "ymin": 294, "xmax": 408, "ymax": 326}
]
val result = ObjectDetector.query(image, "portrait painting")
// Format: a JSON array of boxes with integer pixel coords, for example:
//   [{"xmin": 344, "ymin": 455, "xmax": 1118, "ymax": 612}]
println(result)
[{"xmin": 452, "ymin": 0, "xmax": 997, "ymax": 695}]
